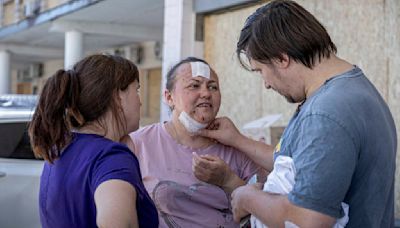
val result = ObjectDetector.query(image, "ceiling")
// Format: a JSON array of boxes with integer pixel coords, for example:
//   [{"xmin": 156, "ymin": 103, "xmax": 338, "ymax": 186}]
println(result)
[{"xmin": 0, "ymin": 0, "xmax": 164, "ymax": 67}]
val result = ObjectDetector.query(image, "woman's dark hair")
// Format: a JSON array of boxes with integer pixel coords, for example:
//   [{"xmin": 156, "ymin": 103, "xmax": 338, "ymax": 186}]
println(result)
[
  {"xmin": 28, "ymin": 54, "xmax": 139, "ymax": 163},
  {"xmin": 165, "ymin": 57, "xmax": 209, "ymax": 91},
  {"xmin": 237, "ymin": 0, "xmax": 337, "ymax": 69}
]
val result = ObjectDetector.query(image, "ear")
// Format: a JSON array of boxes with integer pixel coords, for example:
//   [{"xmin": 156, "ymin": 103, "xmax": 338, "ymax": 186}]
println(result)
[
  {"xmin": 164, "ymin": 89, "xmax": 174, "ymax": 108},
  {"xmin": 274, "ymin": 54, "xmax": 290, "ymax": 69},
  {"xmin": 117, "ymin": 90, "xmax": 124, "ymax": 103}
]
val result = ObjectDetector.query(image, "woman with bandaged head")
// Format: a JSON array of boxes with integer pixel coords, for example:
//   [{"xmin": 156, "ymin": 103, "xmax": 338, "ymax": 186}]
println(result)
[{"xmin": 124, "ymin": 57, "xmax": 260, "ymax": 227}]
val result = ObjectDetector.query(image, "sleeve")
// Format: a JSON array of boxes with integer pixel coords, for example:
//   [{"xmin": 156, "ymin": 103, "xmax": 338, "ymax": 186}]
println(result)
[
  {"xmin": 91, "ymin": 143, "xmax": 144, "ymax": 198},
  {"xmin": 237, "ymin": 151, "xmax": 261, "ymax": 182},
  {"xmin": 287, "ymin": 114, "xmax": 357, "ymax": 219}
]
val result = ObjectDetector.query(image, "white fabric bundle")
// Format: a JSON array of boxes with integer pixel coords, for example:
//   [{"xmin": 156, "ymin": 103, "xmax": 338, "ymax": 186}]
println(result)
[{"xmin": 251, "ymin": 156, "xmax": 349, "ymax": 228}]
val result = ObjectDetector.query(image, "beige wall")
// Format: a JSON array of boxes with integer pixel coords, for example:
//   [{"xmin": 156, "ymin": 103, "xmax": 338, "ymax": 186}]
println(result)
[
  {"xmin": 204, "ymin": 0, "xmax": 400, "ymax": 217},
  {"xmin": 45, "ymin": 0, "xmax": 70, "ymax": 10},
  {"xmin": 3, "ymin": 1, "xmax": 16, "ymax": 25}
]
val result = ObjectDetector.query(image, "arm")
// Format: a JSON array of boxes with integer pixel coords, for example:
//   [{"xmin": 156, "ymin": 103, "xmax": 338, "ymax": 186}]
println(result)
[
  {"xmin": 192, "ymin": 153, "xmax": 245, "ymax": 193},
  {"xmin": 231, "ymin": 184, "xmax": 335, "ymax": 227},
  {"xmin": 199, "ymin": 117, "xmax": 274, "ymax": 171},
  {"xmin": 238, "ymin": 114, "xmax": 355, "ymax": 227},
  {"xmin": 95, "ymin": 179, "xmax": 139, "ymax": 228}
]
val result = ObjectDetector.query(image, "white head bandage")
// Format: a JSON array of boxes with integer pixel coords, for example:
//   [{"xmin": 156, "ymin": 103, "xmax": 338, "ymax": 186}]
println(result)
[
  {"xmin": 190, "ymin": 62, "xmax": 210, "ymax": 79},
  {"xmin": 178, "ymin": 111, "xmax": 207, "ymax": 133}
]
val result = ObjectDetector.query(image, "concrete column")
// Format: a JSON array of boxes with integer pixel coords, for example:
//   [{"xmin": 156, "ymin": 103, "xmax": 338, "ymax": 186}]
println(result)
[
  {"xmin": 0, "ymin": 50, "xmax": 11, "ymax": 94},
  {"xmin": 64, "ymin": 30, "xmax": 83, "ymax": 69},
  {"xmin": 161, "ymin": 0, "xmax": 200, "ymax": 122}
]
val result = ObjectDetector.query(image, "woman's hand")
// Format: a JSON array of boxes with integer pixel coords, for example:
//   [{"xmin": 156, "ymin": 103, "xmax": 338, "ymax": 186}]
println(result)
[{"xmin": 192, "ymin": 152, "xmax": 245, "ymax": 193}]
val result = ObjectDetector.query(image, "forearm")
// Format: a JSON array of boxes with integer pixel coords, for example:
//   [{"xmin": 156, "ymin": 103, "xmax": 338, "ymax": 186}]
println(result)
[
  {"xmin": 241, "ymin": 190, "xmax": 335, "ymax": 228},
  {"xmin": 221, "ymin": 172, "xmax": 245, "ymax": 194},
  {"xmin": 242, "ymin": 190, "xmax": 290, "ymax": 227},
  {"xmin": 233, "ymin": 135, "xmax": 274, "ymax": 172}
]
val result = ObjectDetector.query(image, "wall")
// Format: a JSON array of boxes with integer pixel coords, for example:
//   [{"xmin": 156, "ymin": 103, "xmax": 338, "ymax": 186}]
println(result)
[
  {"xmin": 1, "ymin": 0, "xmax": 70, "ymax": 27},
  {"xmin": 204, "ymin": 0, "xmax": 293, "ymax": 129},
  {"xmin": 45, "ymin": 0, "xmax": 69, "ymax": 10},
  {"xmin": 3, "ymin": 1, "xmax": 16, "ymax": 26},
  {"xmin": 204, "ymin": 0, "xmax": 400, "ymax": 217}
]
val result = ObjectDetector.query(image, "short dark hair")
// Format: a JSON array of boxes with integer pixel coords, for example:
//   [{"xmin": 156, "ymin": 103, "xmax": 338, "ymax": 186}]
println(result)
[
  {"xmin": 165, "ymin": 57, "xmax": 209, "ymax": 91},
  {"xmin": 29, "ymin": 54, "xmax": 139, "ymax": 163},
  {"xmin": 237, "ymin": 0, "xmax": 337, "ymax": 69}
]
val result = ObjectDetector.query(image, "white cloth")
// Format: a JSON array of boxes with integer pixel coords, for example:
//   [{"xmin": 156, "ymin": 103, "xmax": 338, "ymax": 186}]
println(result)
[
  {"xmin": 190, "ymin": 62, "xmax": 210, "ymax": 79},
  {"xmin": 178, "ymin": 111, "xmax": 207, "ymax": 133},
  {"xmin": 251, "ymin": 156, "xmax": 349, "ymax": 228}
]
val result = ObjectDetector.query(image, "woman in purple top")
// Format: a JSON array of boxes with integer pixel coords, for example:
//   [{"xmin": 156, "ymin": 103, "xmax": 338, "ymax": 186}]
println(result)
[{"xmin": 28, "ymin": 54, "xmax": 158, "ymax": 228}]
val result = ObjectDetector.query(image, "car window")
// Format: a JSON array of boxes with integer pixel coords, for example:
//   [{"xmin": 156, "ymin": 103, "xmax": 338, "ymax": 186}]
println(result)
[
  {"xmin": 0, "ymin": 121, "xmax": 39, "ymax": 159},
  {"xmin": 0, "ymin": 94, "xmax": 41, "ymax": 160}
]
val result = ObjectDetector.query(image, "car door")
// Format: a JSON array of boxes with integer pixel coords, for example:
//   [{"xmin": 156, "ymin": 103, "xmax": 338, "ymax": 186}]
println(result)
[{"xmin": 0, "ymin": 120, "xmax": 43, "ymax": 228}]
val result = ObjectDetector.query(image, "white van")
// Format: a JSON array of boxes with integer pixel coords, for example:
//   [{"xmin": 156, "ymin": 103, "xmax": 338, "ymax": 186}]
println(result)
[{"xmin": 0, "ymin": 94, "xmax": 42, "ymax": 228}]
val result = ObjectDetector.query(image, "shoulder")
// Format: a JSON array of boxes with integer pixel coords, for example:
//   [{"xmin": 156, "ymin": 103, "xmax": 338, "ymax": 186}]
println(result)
[
  {"xmin": 129, "ymin": 123, "xmax": 162, "ymax": 141},
  {"xmin": 307, "ymin": 69, "xmax": 375, "ymax": 116},
  {"xmin": 95, "ymin": 139, "xmax": 136, "ymax": 162},
  {"xmin": 127, "ymin": 123, "xmax": 165, "ymax": 156},
  {"xmin": 73, "ymin": 133, "xmax": 131, "ymax": 155}
]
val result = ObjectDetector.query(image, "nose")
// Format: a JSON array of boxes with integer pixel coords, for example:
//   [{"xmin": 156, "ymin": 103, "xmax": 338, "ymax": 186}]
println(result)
[{"xmin": 200, "ymin": 85, "xmax": 211, "ymax": 98}]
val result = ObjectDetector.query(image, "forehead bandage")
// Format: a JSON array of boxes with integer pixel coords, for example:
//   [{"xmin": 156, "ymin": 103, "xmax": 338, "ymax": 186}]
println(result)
[
  {"xmin": 178, "ymin": 111, "xmax": 207, "ymax": 133},
  {"xmin": 190, "ymin": 62, "xmax": 210, "ymax": 79}
]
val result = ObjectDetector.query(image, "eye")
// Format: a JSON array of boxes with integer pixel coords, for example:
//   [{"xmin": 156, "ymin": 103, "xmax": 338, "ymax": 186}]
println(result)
[
  {"xmin": 208, "ymin": 84, "xmax": 219, "ymax": 91},
  {"xmin": 188, "ymin": 84, "xmax": 200, "ymax": 89}
]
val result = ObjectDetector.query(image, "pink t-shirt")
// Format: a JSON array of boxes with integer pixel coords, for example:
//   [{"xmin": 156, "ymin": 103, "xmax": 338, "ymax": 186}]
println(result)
[{"xmin": 129, "ymin": 123, "xmax": 259, "ymax": 228}]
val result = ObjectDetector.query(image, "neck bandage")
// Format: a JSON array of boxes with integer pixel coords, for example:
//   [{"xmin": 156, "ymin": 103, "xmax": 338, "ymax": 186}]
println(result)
[{"xmin": 178, "ymin": 111, "xmax": 207, "ymax": 133}]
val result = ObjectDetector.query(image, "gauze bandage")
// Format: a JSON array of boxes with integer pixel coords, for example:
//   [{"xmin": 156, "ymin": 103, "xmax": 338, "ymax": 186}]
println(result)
[
  {"xmin": 178, "ymin": 111, "xmax": 207, "ymax": 133},
  {"xmin": 190, "ymin": 62, "xmax": 210, "ymax": 79}
]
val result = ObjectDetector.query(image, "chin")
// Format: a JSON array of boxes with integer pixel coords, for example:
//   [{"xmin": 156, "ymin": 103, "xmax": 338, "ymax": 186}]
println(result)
[
  {"xmin": 285, "ymin": 96, "xmax": 296, "ymax": 103},
  {"xmin": 193, "ymin": 112, "xmax": 215, "ymax": 123},
  {"xmin": 201, "ymin": 114, "xmax": 217, "ymax": 123},
  {"xmin": 283, "ymin": 94, "xmax": 304, "ymax": 103},
  {"xmin": 128, "ymin": 123, "xmax": 139, "ymax": 133}
]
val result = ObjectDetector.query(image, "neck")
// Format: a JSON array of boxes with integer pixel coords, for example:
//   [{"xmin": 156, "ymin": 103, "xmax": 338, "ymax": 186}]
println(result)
[
  {"xmin": 304, "ymin": 55, "xmax": 353, "ymax": 98},
  {"xmin": 167, "ymin": 117, "xmax": 214, "ymax": 149},
  {"xmin": 76, "ymin": 111, "xmax": 122, "ymax": 142}
]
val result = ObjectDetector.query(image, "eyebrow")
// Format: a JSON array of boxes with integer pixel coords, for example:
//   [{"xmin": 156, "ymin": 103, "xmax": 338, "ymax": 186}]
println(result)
[{"xmin": 189, "ymin": 78, "xmax": 217, "ymax": 83}]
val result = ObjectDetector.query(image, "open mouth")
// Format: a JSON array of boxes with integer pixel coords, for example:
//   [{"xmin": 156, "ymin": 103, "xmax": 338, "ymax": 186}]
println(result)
[{"xmin": 196, "ymin": 102, "xmax": 212, "ymax": 108}]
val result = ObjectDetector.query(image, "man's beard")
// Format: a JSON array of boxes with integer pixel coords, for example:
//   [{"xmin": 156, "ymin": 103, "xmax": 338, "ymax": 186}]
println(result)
[{"xmin": 285, "ymin": 95, "xmax": 296, "ymax": 103}]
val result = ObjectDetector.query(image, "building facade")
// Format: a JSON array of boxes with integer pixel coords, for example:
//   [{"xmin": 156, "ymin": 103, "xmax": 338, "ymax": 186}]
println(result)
[{"xmin": 0, "ymin": 0, "xmax": 399, "ymax": 221}]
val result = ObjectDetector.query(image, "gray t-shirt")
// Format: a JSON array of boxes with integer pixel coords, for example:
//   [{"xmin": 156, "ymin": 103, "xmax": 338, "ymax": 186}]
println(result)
[{"xmin": 274, "ymin": 66, "xmax": 397, "ymax": 227}]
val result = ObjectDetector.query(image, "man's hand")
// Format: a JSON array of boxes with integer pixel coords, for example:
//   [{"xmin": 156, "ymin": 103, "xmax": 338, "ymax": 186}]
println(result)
[
  {"xmin": 231, "ymin": 183, "xmax": 263, "ymax": 223},
  {"xmin": 198, "ymin": 117, "xmax": 243, "ymax": 148}
]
